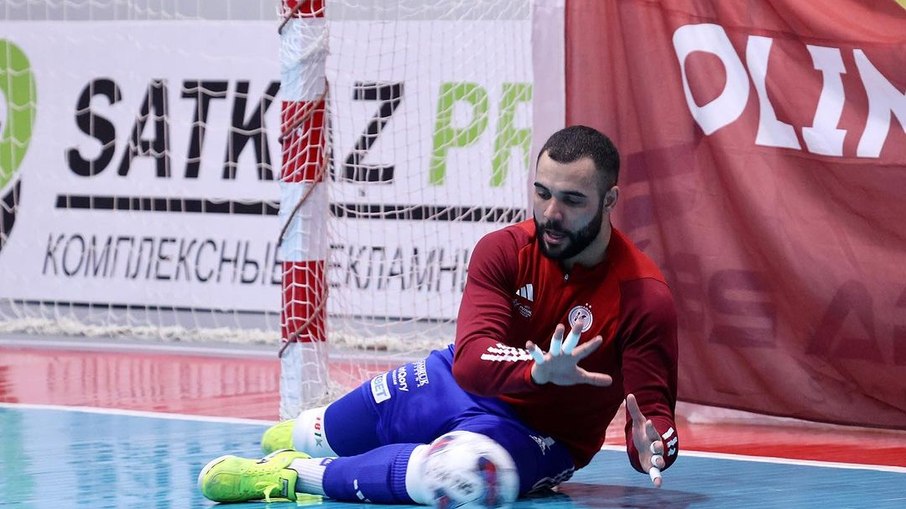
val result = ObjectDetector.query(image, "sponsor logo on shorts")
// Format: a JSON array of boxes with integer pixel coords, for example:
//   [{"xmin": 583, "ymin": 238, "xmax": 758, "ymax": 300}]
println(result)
[
  {"xmin": 529, "ymin": 467, "xmax": 574, "ymax": 493},
  {"xmin": 395, "ymin": 365, "xmax": 409, "ymax": 392},
  {"xmin": 414, "ymin": 359, "xmax": 429, "ymax": 388},
  {"xmin": 530, "ymin": 434, "xmax": 555, "ymax": 455},
  {"xmin": 370, "ymin": 373, "xmax": 391, "ymax": 403}
]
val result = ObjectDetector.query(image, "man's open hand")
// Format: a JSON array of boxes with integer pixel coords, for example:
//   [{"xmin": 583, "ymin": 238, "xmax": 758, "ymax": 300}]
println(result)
[
  {"xmin": 526, "ymin": 320, "xmax": 612, "ymax": 387},
  {"xmin": 627, "ymin": 393, "xmax": 666, "ymax": 487}
]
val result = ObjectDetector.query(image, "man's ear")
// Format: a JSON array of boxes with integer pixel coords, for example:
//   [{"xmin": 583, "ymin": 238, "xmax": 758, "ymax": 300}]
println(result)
[{"xmin": 604, "ymin": 186, "xmax": 619, "ymax": 211}]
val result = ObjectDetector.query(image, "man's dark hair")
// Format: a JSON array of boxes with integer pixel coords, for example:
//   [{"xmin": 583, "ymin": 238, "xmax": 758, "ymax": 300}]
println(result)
[{"xmin": 537, "ymin": 125, "xmax": 620, "ymax": 193}]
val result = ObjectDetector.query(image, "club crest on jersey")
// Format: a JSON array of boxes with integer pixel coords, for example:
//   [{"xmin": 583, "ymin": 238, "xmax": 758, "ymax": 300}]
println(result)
[{"xmin": 568, "ymin": 305, "xmax": 593, "ymax": 332}]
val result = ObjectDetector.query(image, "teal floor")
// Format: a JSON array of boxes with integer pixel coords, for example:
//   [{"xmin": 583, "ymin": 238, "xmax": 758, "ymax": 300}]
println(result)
[{"xmin": 1, "ymin": 404, "xmax": 904, "ymax": 509}]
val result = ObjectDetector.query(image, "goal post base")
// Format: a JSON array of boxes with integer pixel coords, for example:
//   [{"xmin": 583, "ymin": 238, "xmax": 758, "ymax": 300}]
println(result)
[{"xmin": 279, "ymin": 340, "xmax": 331, "ymax": 419}]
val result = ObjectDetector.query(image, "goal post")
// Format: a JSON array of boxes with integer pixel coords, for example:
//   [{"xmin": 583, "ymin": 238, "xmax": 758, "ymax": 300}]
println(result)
[
  {"xmin": 278, "ymin": 0, "xmax": 331, "ymax": 418},
  {"xmin": 277, "ymin": 0, "xmax": 534, "ymax": 417}
]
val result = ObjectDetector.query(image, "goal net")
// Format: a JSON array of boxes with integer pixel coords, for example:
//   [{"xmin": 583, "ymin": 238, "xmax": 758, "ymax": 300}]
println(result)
[
  {"xmin": 278, "ymin": 0, "xmax": 532, "ymax": 416},
  {"xmin": 0, "ymin": 0, "xmax": 532, "ymax": 418},
  {"xmin": 0, "ymin": 1, "xmax": 283, "ymax": 343}
]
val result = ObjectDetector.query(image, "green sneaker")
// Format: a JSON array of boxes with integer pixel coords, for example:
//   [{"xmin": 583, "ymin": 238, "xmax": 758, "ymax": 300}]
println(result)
[
  {"xmin": 197, "ymin": 449, "xmax": 310, "ymax": 503},
  {"xmin": 261, "ymin": 419, "xmax": 296, "ymax": 454}
]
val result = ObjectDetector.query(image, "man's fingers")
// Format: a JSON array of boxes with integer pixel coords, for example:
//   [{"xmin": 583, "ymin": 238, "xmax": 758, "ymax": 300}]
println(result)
[
  {"xmin": 644, "ymin": 421, "xmax": 666, "ymax": 468},
  {"xmin": 572, "ymin": 335, "xmax": 602, "ymax": 360},
  {"xmin": 625, "ymin": 393, "xmax": 645, "ymax": 423},
  {"xmin": 577, "ymin": 368, "xmax": 613, "ymax": 386},
  {"xmin": 561, "ymin": 329, "xmax": 580, "ymax": 354},
  {"xmin": 526, "ymin": 341, "xmax": 546, "ymax": 365},
  {"xmin": 531, "ymin": 326, "xmax": 610, "ymax": 387},
  {"xmin": 649, "ymin": 440, "xmax": 665, "ymax": 468},
  {"xmin": 561, "ymin": 319, "xmax": 584, "ymax": 354},
  {"xmin": 645, "ymin": 420, "xmax": 662, "ymax": 443},
  {"xmin": 627, "ymin": 393, "xmax": 665, "ymax": 486},
  {"xmin": 645, "ymin": 421, "xmax": 667, "ymax": 488},
  {"xmin": 648, "ymin": 466, "xmax": 662, "ymax": 487},
  {"xmin": 549, "ymin": 324, "xmax": 565, "ymax": 356}
]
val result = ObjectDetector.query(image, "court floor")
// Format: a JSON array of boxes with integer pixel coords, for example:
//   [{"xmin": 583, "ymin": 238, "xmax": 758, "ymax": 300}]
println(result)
[{"xmin": 1, "ymin": 337, "xmax": 905, "ymax": 508}]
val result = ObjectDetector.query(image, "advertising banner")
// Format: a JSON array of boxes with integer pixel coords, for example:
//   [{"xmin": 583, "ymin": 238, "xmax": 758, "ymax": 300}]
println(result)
[
  {"xmin": 565, "ymin": 0, "xmax": 906, "ymax": 428},
  {"xmin": 0, "ymin": 23, "xmax": 283, "ymax": 313},
  {"xmin": 1, "ymin": 12, "xmax": 533, "ymax": 322}
]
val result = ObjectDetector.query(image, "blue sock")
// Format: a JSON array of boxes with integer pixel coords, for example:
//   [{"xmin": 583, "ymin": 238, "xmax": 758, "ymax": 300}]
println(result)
[{"xmin": 321, "ymin": 443, "xmax": 418, "ymax": 503}]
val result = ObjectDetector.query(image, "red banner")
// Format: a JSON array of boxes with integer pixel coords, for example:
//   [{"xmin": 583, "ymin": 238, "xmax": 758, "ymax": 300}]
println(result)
[{"xmin": 565, "ymin": 0, "xmax": 906, "ymax": 428}]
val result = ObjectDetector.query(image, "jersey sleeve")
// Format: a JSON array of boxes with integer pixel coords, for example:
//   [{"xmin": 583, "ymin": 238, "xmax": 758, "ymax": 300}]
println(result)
[
  {"xmin": 451, "ymin": 229, "xmax": 536, "ymax": 396},
  {"xmin": 618, "ymin": 278, "xmax": 680, "ymax": 472}
]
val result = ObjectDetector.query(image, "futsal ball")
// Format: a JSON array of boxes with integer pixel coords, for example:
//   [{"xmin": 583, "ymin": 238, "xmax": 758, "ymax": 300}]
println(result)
[{"xmin": 422, "ymin": 431, "xmax": 519, "ymax": 509}]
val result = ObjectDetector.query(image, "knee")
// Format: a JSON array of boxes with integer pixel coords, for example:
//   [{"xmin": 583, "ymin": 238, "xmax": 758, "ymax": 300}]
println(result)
[
  {"xmin": 403, "ymin": 444, "xmax": 434, "ymax": 505},
  {"xmin": 410, "ymin": 431, "xmax": 520, "ymax": 507}
]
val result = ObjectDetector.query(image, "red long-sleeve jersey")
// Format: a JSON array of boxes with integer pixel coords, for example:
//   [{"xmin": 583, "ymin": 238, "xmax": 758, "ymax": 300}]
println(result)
[{"xmin": 452, "ymin": 220, "xmax": 679, "ymax": 471}]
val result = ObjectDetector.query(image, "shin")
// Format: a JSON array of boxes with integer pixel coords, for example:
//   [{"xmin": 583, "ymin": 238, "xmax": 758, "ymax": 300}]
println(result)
[{"xmin": 292, "ymin": 406, "xmax": 338, "ymax": 457}]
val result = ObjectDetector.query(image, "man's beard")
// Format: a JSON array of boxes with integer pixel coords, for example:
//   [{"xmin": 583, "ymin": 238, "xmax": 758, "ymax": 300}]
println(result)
[{"xmin": 534, "ymin": 206, "xmax": 604, "ymax": 261}]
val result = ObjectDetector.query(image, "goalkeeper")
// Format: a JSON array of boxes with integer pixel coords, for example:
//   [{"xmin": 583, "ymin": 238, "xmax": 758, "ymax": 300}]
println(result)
[{"xmin": 199, "ymin": 125, "xmax": 679, "ymax": 504}]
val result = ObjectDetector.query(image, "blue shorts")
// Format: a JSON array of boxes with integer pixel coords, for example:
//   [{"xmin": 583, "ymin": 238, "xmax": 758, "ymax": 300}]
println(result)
[{"xmin": 324, "ymin": 345, "xmax": 576, "ymax": 494}]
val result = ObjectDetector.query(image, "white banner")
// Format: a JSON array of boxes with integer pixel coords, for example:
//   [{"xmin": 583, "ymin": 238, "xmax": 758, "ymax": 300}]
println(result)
[
  {"xmin": 325, "ymin": 16, "xmax": 532, "ymax": 319},
  {"xmin": 0, "ymin": 23, "xmax": 283, "ymax": 313},
  {"xmin": 0, "ymin": 13, "xmax": 532, "ymax": 321}
]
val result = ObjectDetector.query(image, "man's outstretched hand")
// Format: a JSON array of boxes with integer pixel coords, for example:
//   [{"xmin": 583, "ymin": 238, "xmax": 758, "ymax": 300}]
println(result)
[
  {"xmin": 627, "ymin": 393, "xmax": 666, "ymax": 487},
  {"xmin": 526, "ymin": 320, "xmax": 612, "ymax": 387}
]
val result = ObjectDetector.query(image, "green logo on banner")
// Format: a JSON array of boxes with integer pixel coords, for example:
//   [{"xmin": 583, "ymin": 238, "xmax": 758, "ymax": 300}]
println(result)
[{"xmin": 0, "ymin": 40, "xmax": 36, "ymax": 253}]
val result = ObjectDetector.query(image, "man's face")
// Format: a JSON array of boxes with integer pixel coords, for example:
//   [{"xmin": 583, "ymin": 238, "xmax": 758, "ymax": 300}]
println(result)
[{"xmin": 532, "ymin": 153, "xmax": 607, "ymax": 261}]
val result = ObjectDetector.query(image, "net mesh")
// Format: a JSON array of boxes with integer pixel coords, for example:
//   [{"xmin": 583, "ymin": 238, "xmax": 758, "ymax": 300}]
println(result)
[
  {"xmin": 322, "ymin": 0, "xmax": 531, "ymax": 349},
  {"xmin": 1, "ymin": 0, "xmax": 532, "ymax": 415},
  {"xmin": 278, "ymin": 0, "xmax": 532, "ymax": 414},
  {"xmin": 0, "ymin": 1, "xmax": 282, "ymax": 342}
]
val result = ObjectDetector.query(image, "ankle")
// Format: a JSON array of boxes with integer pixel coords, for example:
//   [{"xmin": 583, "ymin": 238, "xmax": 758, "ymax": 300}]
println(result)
[{"xmin": 289, "ymin": 457, "xmax": 332, "ymax": 495}]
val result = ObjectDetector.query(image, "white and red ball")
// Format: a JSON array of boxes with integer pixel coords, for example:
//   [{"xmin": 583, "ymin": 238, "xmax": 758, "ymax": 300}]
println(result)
[{"xmin": 422, "ymin": 431, "xmax": 519, "ymax": 509}]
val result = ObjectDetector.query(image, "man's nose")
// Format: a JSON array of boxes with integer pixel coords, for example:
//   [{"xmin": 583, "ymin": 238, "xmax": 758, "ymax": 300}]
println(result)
[{"xmin": 543, "ymin": 199, "xmax": 563, "ymax": 222}]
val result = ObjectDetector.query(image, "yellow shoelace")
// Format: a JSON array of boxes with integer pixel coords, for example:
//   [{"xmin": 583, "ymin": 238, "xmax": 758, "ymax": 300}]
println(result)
[
  {"xmin": 256, "ymin": 481, "xmax": 281, "ymax": 503},
  {"xmin": 254, "ymin": 480, "xmax": 323, "ymax": 504}
]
